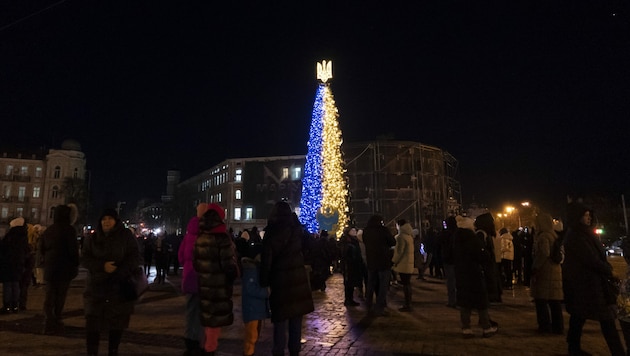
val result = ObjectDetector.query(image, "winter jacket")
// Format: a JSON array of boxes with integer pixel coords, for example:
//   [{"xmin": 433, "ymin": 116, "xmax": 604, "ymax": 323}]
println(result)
[
  {"xmin": 530, "ymin": 214, "xmax": 563, "ymax": 301},
  {"xmin": 241, "ymin": 257, "xmax": 270, "ymax": 323},
  {"xmin": 193, "ymin": 225, "xmax": 236, "ymax": 328},
  {"xmin": 454, "ymin": 218, "xmax": 490, "ymax": 310},
  {"xmin": 362, "ymin": 215, "xmax": 396, "ymax": 271},
  {"xmin": 40, "ymin": 204, "xmax": 80, "ymax": 282},
  {"xmin": 563, "ymin": 205, "xmax": 614, "ymax": 320},
  {"xmin": 81, "ymin": 217, "xmax": 140, "ymax": 330},
  {"xmin": 500, "ymin": 232, "xmax": 514, "ymax": 261},
  {"xmin": 0, "ymin": 225, "xmax": 30, "ymax": 282},
  {"xmin": 392, "ymin": 223, "xmax": 415, "ymax": 274},
  {"xmin": 179, "ymin": 216, "xmax": 200, "ymax": 294},
  {"xmin": 260, "ymin": 204, "xmax": 314, "ymax": 322}
]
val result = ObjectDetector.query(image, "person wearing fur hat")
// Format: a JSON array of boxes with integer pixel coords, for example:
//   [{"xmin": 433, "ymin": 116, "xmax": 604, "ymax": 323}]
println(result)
[
  {"xmin": 39, "ymin": 203, "xmax": 80, "ymax": 335},
  {"xmin": 193, "ymin": 203, "xmax": 238, "ymax": 356},
  {"xmin": 82, "ymin": 208, "xmax": 141, "ymax": 356},
  {"xmin": 530, "ymin": 213, "xmax": 564, "ymax": 335},
  {"xmin": 453, "ymin": 215, "xmax": 497, "ymax": 338},
  {"xmin": 562, "ymin": 203, "xmax": 625, "ymax": 355},
  {"xmin": 178, "ymin": 202, "xmax": 209, "ymax": 355},
  {"xmin": 0, "ymin": 217, "xmax": 30, "ymax": 314}
]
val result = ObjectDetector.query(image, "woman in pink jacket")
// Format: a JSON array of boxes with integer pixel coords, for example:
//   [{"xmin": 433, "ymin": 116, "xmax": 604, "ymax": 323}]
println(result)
[{"xmin": 178, "ymin": 203, "xmax": 209, "ymax": 355}]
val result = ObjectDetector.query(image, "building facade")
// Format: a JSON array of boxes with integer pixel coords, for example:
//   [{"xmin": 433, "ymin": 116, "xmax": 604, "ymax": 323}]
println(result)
[
  {"xmin": 168, "ymin": 156, "xmax": 306, "ymax": 235},
  {"xmin": 0, "ymin": 139, "xmax": 87, "ymax": 235},
  {"xmin": 169, "ymin": 140, "xmax": 461, "ymax": 236}
]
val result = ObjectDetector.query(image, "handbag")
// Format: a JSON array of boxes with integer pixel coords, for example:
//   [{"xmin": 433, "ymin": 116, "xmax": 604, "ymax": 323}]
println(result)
[
  {"xmin": 121, "ymin": 267, "xmax": 149, "ymax": 301},
  {"xmin": 604, "ymin": 276, "xmax": 621, "ymax": 305}
]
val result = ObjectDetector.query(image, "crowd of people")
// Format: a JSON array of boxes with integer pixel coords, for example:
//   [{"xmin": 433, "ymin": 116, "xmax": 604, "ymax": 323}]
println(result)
[{"xmin": 2, "ymin": 195, "xmax": 630, "ymax": 356}]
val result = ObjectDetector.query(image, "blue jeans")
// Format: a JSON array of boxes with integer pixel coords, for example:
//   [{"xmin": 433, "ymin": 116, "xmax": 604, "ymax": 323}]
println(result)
[
  {"xmin": 184, "ymin": 294, "xmax": 204, "ymax": 343},
  {"xmin": 272, "ymin": 316, "xmax": 302, "ymax": 355},
  {"xmin": 366, "ymin": 269, "xmax": 391, "ymax": 311}
]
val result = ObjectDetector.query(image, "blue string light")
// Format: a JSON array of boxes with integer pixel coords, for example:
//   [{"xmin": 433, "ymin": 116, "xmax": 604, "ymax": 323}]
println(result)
[{"xmin": 299, "ymin": 84, "xmax": 325, "ymax": 233}]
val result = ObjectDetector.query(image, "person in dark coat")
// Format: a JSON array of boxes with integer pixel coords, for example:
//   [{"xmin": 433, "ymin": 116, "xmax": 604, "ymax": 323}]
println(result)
[
  {"xmin": 260, "ymin": 201, "xmax": 314, "ymax": 356},
  {"xmin": 562, "ymin": 203, "xmax": 625, "ymax": 356},
  {"xmin": 82, "ymin": 208, "xmax": 141, "ymax": 356},
  {"xmin": 310, "ymin": 230, "xmax": 332, "ymax": 292},
  {"xmin": 474, "ymin": 212, "xmax": 502, "ymax": 303},
  {"xmin": 453, "ymin": 215, "xmax": 497, "ymax": 338},
  {"xmin": 362, "ymin": 214, "xmax": 396, "ymax": 316},
  {"xmin": 193, "ymin": 203, "xmax": 238, "ymax": 356},
  {"xmin": 339, "ymin": 226, "xmax": 363, "ymax": 307},
  {"xmin": 439, "ymin": 216, "xmax": 458, "ymax": 308},
  {"xmin": 40, "ymin": 204, "xmax": 80, "ymax": 334},
  {"xmin": 142, "ymin": 233, "xmax": 155, "ymax": 276},
  {"xmin": 0, "ymin": 217, "xmax": 30, "ymax": 314}
]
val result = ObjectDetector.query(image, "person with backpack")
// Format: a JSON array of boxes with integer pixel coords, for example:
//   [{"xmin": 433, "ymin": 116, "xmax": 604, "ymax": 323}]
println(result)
[{"xmin": 530, "ymin": 213, "xmax": 564, "ymax": 335}]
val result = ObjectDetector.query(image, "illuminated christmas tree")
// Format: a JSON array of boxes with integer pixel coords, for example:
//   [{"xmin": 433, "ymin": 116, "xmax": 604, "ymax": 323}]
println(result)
[{"xmin": 299, "ymin": 60, "xmax": 349, "ymax": 236}]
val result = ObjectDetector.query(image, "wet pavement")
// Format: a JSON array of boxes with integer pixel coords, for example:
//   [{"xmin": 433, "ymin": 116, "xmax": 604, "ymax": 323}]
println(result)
[{"xmin": 1, "ymin": 258, "xmax": 625, "ymax": 356}]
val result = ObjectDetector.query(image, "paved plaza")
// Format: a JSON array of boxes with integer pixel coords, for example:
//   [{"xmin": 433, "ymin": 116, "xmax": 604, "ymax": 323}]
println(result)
[{"xmin": 1, "ymin": 259, "xmax": 625, "ymax": 356}]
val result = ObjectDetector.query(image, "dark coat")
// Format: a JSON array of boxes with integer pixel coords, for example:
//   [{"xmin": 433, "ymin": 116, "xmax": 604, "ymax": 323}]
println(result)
[
  {"xmin": 362, "ymin": 216, "xmax": 396, "ymax": 272},
  {"xmin": 0, "ymin": 225, "xmax": 30, "ymax": 282},
  {"xmin": 81, "ymin": 218, "xmax": 140, "ymax": 330},
  {"xmin": 340, "ymin": 233, "xmax": 364, "ymax": 287},
  {"xmin": 40, "ymin": 204, "xmax": 79, "ymax": 282},
  {"xmin": 260, "ymin": 206, "xmax": 314, "ymax": 323},
  {"xmin": 563, "ymin": 211, "xmax": 614, "ymax": 320},
  {"xmin": 454, "ymin": 227, "xmax": 490, "ymax": 310},
  {"xmin": 193, "ymin": 227, "xmax": 236, "ymax": 328}
]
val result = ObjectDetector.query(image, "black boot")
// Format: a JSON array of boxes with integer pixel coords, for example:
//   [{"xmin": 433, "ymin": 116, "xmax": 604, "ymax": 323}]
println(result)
[{"xmin": 183, "ymin": 338, "xmax": 201, "ymax": 356}]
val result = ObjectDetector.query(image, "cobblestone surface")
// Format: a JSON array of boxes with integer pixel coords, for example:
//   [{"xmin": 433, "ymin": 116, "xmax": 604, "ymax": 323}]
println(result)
[{"xmin": 1, "ymin": 258, "xmax": 626, "ymax": 355}]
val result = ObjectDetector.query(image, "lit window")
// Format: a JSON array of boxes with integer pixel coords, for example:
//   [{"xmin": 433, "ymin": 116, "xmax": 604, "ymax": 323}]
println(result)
[
  {"xmin": 1, "ymin": 207, "xmax": 7, "ymax": 218},
  {"xmin": 235, "ymin": 169, "xmax": 242, "ymax": 182},
  {"xmin": 20, "ymin": 166, "xmax": 28, "ymax": 175},
  {"xmin": 35, "ymin": 167, "xmax": 42, "ymax": 177},
  {"xmin": 54, "ymin": 166, "xmax": 61, "ymax": 179},
  {"xmin": 16, "ymin": 207, "xmax": 23, "ymax": 217},
  {"xmin": 235, "ymin": 189, "xmax": 242, "ymax": 200},
  {"xmin": 5, "ymin": 165, "xmax": 13, "ymax": 176},
  {"xmin": 218, "ymin": 193, "xmax": 222, "ymax": 202},
  {"xmin": 234, "ymin": 207, "xmax": 242, "ymax": 220},
  {"xmin": 33, "ymin": 187, "xmax": 40, "ymax": 198},
  {"xmin": 246, "ymin": 207, "xmax": 253, "ymax": 220},
  {"xmin": 49, "ymin": 207, "xmax": 55, "ymax": 219},
  {"xmin": 18, "ymin": 187, "xmax": 25, "ymax": 201},
  {"xmin": 293, "ymin": 167, "xmax": 301, "ymax": 179},
  {"xmin": 282, "ymin": 167, "xmax": 289, "ymax": 180}
]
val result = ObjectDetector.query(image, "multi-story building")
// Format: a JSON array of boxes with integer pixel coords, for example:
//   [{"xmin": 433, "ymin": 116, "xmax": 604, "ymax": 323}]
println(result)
[
  {"xmin": 165, "ymin": 155, "xmax": 306, "ymax": 235},
  {"xmin": 0, "ymin": 139, "xmax": 87, "ymax": 235},
  {"xmin": 168, "ymin": 140, "xmax": 461, "ymax": 235}
]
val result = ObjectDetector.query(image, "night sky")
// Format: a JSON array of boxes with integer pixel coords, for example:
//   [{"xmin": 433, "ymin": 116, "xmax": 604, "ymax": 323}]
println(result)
[{"xmin": 1, "ymin": 1, "xmax": 629, "ymax": 216}]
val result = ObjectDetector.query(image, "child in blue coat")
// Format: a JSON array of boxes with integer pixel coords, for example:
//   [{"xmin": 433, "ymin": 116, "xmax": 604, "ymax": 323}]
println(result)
[{"xmin": 241, "ymin": 244, "xmax": 270, "ymax": 356}]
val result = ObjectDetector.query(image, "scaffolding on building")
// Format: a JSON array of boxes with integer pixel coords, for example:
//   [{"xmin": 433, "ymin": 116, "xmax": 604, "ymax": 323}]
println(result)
[{"xmin": 344, "ymin": 140, "xmax": 461, "ymax": 233}]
